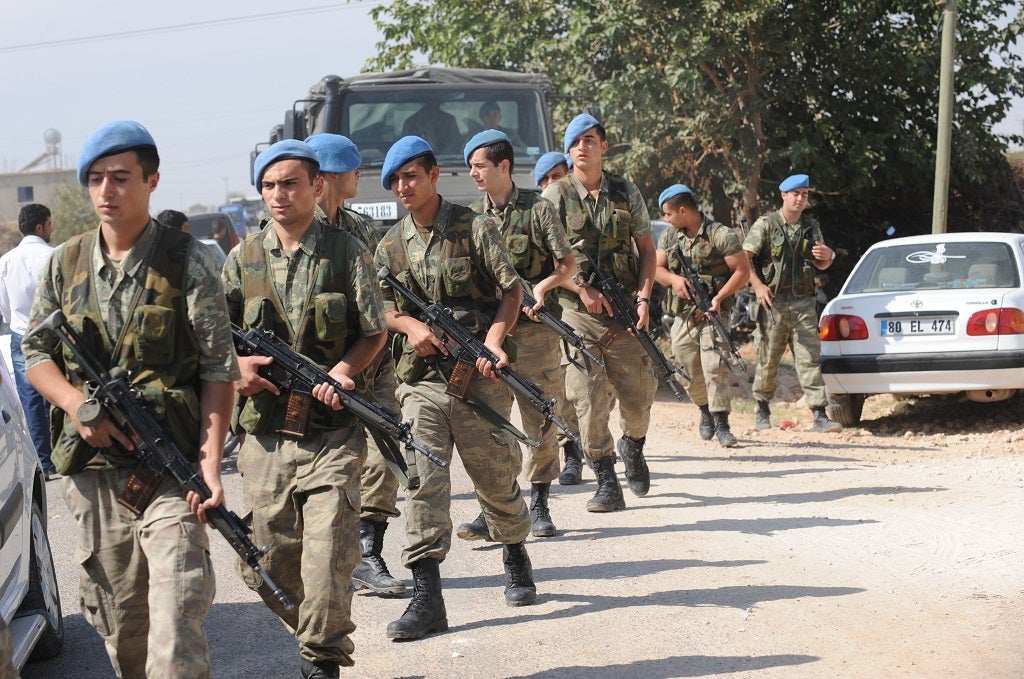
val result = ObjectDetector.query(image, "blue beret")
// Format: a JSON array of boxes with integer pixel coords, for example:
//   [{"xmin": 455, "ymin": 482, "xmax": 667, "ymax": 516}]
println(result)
[
  {"xmin": 463, "ymin": 129, "xmax": 511, "ymax": 166},
  {"xmin": 779, "ymin": 174, "xmax": 810, "ymax": 192},
  {"xmin": 658, "ymin": 184, "xmax": 693, "ymax": 207},
  {"xmin": 533, "ymin": 152, "xmax": 570, "ymax": 186},
  {"xmin": 77, "ymin": 120, "xmax": 157, "ymax": 186},
  {"xmin": 563, "ymin": 113, "xmax": 601, "ymax": 154},
  {"xmin": 253, "ymin": 139, "xmax": 319, "ymax": 186},
  {"xmin": 304, "ymin": 133, "xmax": 361, "ymax": 173},
  {"xmin": 381, "ymin": 136, "xmax": 433, "ymax": 190}
]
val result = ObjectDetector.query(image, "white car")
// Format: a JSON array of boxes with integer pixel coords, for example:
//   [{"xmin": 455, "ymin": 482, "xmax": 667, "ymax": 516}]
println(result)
[
  {"xmin": 819, "ymin": 232, "xmax": 1024, "ymax": 425},
  {"xmin": 0, "ymin": 352, "xmax": 63, "ymax": 669}
]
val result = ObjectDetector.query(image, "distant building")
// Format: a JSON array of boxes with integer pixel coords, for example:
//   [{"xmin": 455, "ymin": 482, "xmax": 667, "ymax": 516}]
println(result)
[{"xmin": 0, "ymin": 168, "xmax": 77, "ymax": 224}]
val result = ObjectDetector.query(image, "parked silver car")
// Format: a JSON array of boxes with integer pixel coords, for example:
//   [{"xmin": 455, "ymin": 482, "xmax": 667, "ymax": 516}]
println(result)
[{"xmin": 0, "ymin": 351, "xmax": 63, "ymax": 670}]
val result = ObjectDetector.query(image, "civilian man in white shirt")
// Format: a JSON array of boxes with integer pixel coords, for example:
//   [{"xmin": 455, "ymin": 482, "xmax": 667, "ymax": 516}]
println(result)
[{"xmin": 0, "ymin": 203, "xmax": 55, "ymax": 477}]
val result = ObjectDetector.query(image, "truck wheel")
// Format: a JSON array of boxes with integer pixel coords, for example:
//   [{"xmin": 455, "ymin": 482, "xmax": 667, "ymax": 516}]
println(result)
[
  {"xmin": 17, "ymin": 502, "xmax": 64, "ymax": 660},
  {"xmin": 827, "ymin": 394, "xmax": 865, "ymax": 427}
]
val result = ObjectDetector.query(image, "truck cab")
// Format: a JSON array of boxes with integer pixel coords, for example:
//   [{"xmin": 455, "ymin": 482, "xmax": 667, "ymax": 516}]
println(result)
[{"xmin": 255, "ymin": 67, "xmax": 557, "ymax": 226}]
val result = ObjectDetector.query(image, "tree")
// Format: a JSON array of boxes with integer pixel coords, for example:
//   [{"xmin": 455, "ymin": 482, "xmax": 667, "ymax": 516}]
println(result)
[
  {"xmin": 362, "ymin": 0, "xmax": 1024, "ymax": 235},
  {"xmin": 49, "ymin": 183, "xmax": 96, "ymax": 246}
]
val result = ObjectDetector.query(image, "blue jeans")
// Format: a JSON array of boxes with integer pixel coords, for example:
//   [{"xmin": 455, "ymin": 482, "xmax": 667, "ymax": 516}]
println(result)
[{"xmin": 10, "ymin": 333, "xmax": 54, "ymax": 472}]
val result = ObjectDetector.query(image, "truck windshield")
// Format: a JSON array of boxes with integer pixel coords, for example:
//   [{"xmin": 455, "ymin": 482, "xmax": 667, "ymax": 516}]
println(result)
[{"xmin": 340, "ymin": 88, "xmax": 551, "ymax": 167}]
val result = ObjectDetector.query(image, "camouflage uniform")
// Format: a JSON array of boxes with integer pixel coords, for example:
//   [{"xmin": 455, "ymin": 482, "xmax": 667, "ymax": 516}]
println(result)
[
  {"xmin": 659, "ymin": 217, "xmax": 742, "ymax": 413},
  {"xmin": 743, "ymin": 210, "xmax": 828, "ymax": 408},
  {"xmin": 22, "ymin": 221, "xmax": 239, "ymax": 679},
  {"xmin": 317, "ymin": 204, "xmax": 400, "ymax": 522},
  {"xmin": 222, "ymin": 218, "xmax": 387, "ymax": 668},
  {"xmin": 470, "ymin": 187, "xmax": 572, "ymax": 485},
  {"xmin": 541, "ymin": 172, "xmax": 658, "ymax": 464},
  {"xmin": 374, "ymin": 199, "xmax": 531, "ymax": 566}
]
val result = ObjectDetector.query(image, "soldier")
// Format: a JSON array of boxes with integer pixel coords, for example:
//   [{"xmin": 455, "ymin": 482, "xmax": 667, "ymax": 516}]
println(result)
[
  {"xmin": 533, "ymin": 151, "xmax": 570, "ymax": 191},
  {"xmin": 23, "ymin": 120, "xmax": 238, "ymax": 678},
  {"xmin": 743, "ymin": 173, "xmax": 842, "ymax": 433},
  {"xmin": 542, "ymin": 113, "xmax": 659, "ymax": 511},
  {"xmin": 654, "ymin": 184, "xmax": 750, "ymax": 447},
  {"xmin": 375, "ymin": 136, "xmax": 537, "ymax": 641},
  {"xmin": 223, "ymin": 139, "xmax": 388, "ymax": 678},
  {"xmin": 304, "ymin": 132, "xmax": 405, "ymax": 598},
  {"xmin": 455, "ymin": 129, "xmax": 577, "ymax": 540}
]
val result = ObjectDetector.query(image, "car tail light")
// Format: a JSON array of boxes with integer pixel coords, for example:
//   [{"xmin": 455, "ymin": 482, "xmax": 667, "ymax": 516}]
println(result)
[
  {"xmin": 819, "ymin": 314, "xmax": 869, "ymax": 341},
  {"xmin": 966, "ymin": 308, "xmax": 1024, "ymax": 335}
]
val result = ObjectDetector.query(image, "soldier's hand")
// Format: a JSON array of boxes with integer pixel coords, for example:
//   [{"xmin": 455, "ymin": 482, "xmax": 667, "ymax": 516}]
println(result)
[
  {"xmin": 812, "ymin": 241, "xmax": 834, "ymax": 262},
  {"xmin": 408, "ymin": 321, "xmax": 447, "ymax": 357},
  {"xmin": 235, "ymin": 355, "xmax": 280, "ymax": 397},
  {"xmin": 673, "ymin": 276, "xmax": 692, "ymax": 300},
  {"xmin": 476, "ymin": 344, "xmax": 508, "ymax": 381},
  {"xmin": 579, "ymin": 285, "xmax": 613, "ymax": 317},
  {"xmin": 187, "ymin": 483, "xmax": 224, "ymax": 524},
  {"xmin": 76, "ymin": 417, "xmax": 133, "ymax": 452},
  {"xmin": 635, "ymin": 298, "xmax": 651, "ymax": 331},
  {"xmin": 312, "ymin": 372, "xmax": 356, "ymax": 411}
]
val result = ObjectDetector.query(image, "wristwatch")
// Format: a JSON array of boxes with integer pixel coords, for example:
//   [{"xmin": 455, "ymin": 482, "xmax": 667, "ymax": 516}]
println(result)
[{"xmin": 635, "ymin": 297, "xmax": 650, "ymax": 305}]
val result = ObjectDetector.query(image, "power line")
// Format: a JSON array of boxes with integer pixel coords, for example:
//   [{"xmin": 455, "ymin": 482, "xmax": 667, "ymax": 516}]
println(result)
[{"xmin": 0, "ymin": 2, "xmax": 381, "ymax": 54}]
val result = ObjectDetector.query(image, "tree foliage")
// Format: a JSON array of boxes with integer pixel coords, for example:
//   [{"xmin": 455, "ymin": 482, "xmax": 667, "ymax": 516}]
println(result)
[
  {"xmin": 362, "ymin": 0, "xmax": 1024, "ymax": 241},
  {"xmin": 49, "ymin": 183, "xmax": 96, "ymax": 246}
]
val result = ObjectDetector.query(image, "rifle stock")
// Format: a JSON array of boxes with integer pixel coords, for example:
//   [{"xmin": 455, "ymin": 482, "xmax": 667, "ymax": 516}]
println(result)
[{"xmin": 29, "ymin": 309, "xmax": 294, "ymax": 612}]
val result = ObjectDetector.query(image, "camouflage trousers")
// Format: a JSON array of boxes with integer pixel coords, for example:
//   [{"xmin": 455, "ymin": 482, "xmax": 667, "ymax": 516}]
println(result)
[
  {"xmin": 396, "ymin": 376, "xmax": 530, "ymax": 567},
  {"xmin": 360, "ymin": 353, "xmax": 402, "ymax": 522},
  {"xmin": 236, "ymin": 426, "xmax": 365, "ymax": 667},
  {"xmin": 511, "ymin": 321, "xmax": 564, "ymax": 484},
  {"xmin": 670, "ymin": 315, "xmax": 733, "ymax": 413},
  {"xmin": 62, "ymin": 468, "xmax": 214, "ymax": 679},
  {"xmin": 751, "ymin": 292, "xmax": 827, "ymax": 408},
  {"xmin": 562, "ymin": 309, "xmax": 659, "ymax": 461}
]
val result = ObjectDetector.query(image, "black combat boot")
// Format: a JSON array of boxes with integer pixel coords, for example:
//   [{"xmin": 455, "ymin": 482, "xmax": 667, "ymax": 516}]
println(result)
[
  {"xmin": 455, "ymin": 511, "xmax": 493, "ymax": 541},
  {"xmin": 352, "ymin": 519, "xmax": 406, "ymax": 597},
  {"xmin": 713, "ymin": 412, "xmax": 738, "ymax": 448},
  {"xmin": 755, "ymin": 400, "xmax": 772, "ymax": 430},
  {"xmin": 698, "ymin": 405, "xmax": 715, "ymax": 441},
  {"xmin": 559, "ymin": 441, "xmax": 584, "ymax": 485},
  {"xmin": 617, "ymin": 435, "xmax": 650, "ymax": 497},
  {"xmin": 300, "ymin": 658, "xmax": 339, "ymax": 679},
  {"xmin": 386, "ymin": 559, "xmax": 448, "ymax": 640},
  {"xmin": 586, "ymin": 456, "xmax": 626, "ymax": 512},
  {"xmin": 530, "ymin": 483, "xmax": 556, "ymax": 538},
  {"xmin": 502, "ymin": 541, "xmax": 537, "ymax": 606},
  {"xmin": 810, "ymin": 407, "xmax": 843, "ymax": 433}
]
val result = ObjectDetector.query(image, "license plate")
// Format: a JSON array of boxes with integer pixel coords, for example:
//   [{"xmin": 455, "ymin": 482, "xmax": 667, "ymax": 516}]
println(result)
[
  {"xmin": 879, "ymin": 316, "xmax": 955, "ymax": 336},
  {"xmin": 350, "ymin": 201, "xmax": 398, "ymax": 221}
]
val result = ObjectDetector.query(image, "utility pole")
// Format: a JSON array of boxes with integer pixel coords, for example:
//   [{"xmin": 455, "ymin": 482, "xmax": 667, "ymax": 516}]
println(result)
[{"xmin": 931, "ymin": 0, "xmax": 957, "ymax": 234}]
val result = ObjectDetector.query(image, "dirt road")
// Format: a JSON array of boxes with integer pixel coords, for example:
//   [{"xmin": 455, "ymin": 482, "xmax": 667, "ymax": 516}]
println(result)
[{"xmin": 21, "ymin": 386, "xmax": 1024, "ymax": 678}]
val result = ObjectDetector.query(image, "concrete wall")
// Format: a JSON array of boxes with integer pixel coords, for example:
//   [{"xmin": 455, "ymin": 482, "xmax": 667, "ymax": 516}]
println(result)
[{"xmin": 0, "ymin": 169, "xmax": 76, "ymax": 223}]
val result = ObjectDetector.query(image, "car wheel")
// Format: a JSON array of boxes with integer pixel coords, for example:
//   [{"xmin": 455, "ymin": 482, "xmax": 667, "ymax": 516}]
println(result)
[
  {"xmin": 17, "ymin": 501, "xmax": 64, "ymax": 660},
  {"xmin": 828, "ymin": 394, "xmax": 865, "ymax": 427}
]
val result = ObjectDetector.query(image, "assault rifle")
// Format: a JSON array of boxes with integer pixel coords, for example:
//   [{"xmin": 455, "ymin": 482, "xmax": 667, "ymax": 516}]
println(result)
[
  {"xmin": 230, "ymin": 325, "xmax": 447, "ymax": 483},
  {"xmin": 378, "ymin": 267, "xmax": 581, "ymax": 446},
  {"xmin": 520, "ymin": 286, "xmax": 604, "ymax": 368},
  {"xmin": 29, "ymin": 310, "xmax": 294, "ymax": 612},
  {"xmin": 570, "ymin": 240, "xmax": 691, "ymax": 400},
  {"xmin": 671, "ymin": 247, "xmax": 747, "ymax": 373}
]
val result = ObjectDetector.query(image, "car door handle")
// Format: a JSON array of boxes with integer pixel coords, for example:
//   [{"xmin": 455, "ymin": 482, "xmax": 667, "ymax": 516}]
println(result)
[{"xmin": 1, "ymin": 410, "xmax": 10, "ymax": 424}]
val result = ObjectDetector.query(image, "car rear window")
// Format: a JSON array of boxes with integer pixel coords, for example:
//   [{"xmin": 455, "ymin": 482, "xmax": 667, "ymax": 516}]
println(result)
[{"xmin": 845, "ymin": 241, "xmax": 1019, "ymax": 293}]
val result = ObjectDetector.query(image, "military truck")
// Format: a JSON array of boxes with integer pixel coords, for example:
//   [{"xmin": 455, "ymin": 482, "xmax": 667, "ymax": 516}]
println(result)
[{"xmin": 254, "ymin": 67, "xmax": 558, "ymax": 226}]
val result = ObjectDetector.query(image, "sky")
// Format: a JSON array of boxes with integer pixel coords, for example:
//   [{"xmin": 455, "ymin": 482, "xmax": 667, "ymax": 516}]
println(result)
[
  {"xmin": 1, "ymin": 3, "xmax": 1021, "ymax": 214},
  {"xmin": 0, "ymin": 1, "xmax": 387, "ymax": 213}
]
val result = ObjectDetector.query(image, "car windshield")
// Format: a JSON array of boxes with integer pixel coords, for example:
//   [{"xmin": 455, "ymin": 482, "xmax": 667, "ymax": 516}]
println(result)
[
  {"xmin": 845, "ymin": 240, "xmax": 1019, "ymax": 293},
  {"xmin": 340, "ymin": 88, "xmax": 550, "ymax": 167}
]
